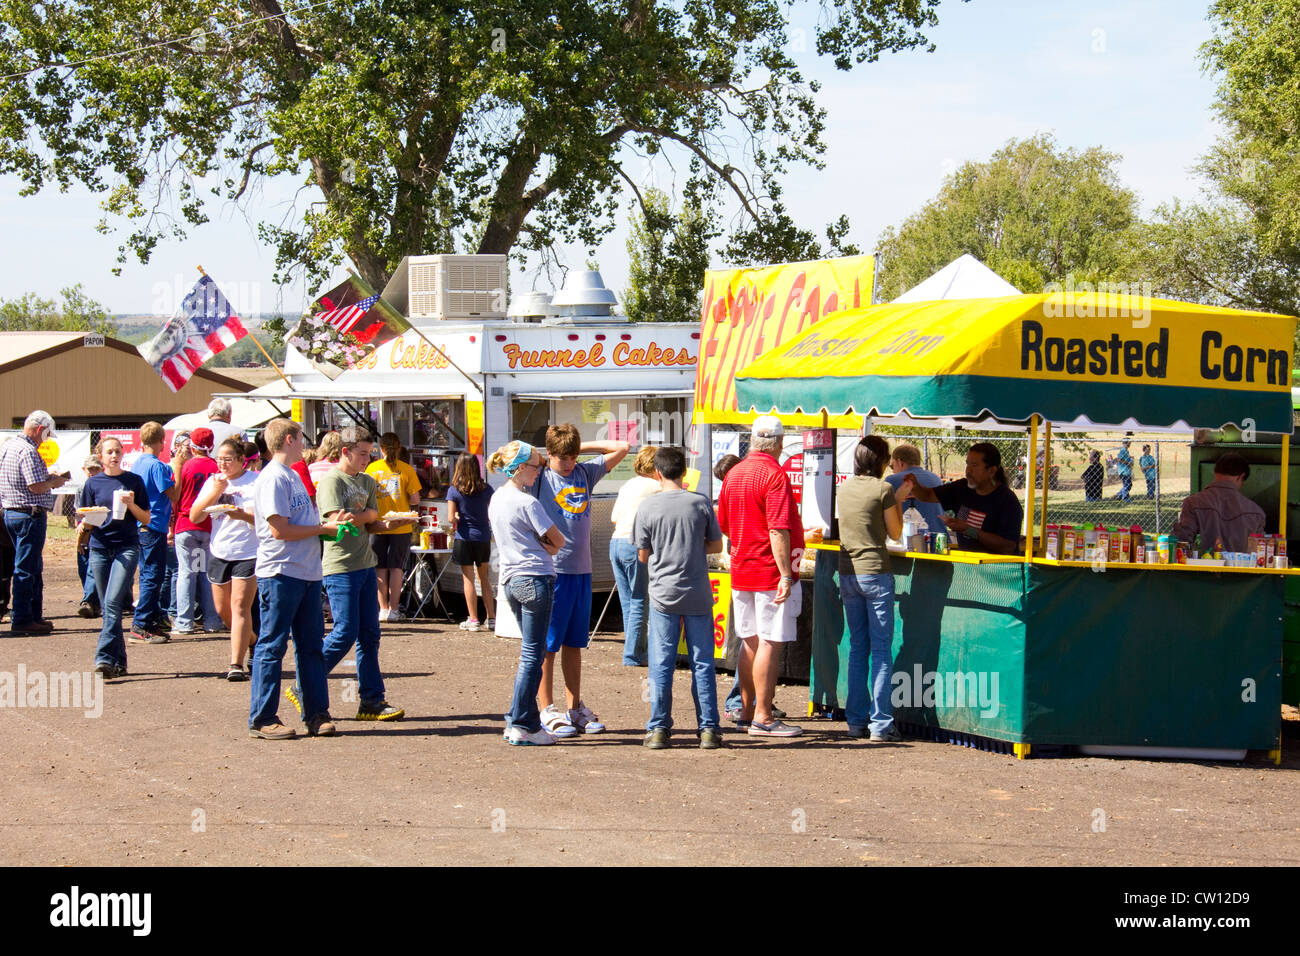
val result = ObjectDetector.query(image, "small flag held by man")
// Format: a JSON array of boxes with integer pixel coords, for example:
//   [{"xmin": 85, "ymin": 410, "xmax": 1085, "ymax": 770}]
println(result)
[{"xmin": 137, "ymin": 274, "xmax": 247, "ymax": 392}]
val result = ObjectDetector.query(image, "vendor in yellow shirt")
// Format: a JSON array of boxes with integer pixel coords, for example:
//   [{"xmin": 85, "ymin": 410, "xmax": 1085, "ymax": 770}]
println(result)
[{"xmin": 365, "ymin": 432, "xmax": 423, "ymax": 622}]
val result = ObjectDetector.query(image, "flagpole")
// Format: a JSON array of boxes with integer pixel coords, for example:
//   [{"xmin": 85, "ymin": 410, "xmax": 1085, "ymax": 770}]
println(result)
[
  {"xmin": 196, "ymin": 265, "xmax": 295, "ymax": 391},
  {"xmin": 347, "ymin": 268, "xmax": 484, "ymax": 394},
  {"xmin": 248, "ymin": 334, "xmax": 295, "ymax": 390}
]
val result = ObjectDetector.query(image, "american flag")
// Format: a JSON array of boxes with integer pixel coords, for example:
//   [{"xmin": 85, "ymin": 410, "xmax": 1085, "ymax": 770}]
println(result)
[
  {"xmin": 319, "ymin": 293, "xmax": 379, "ymax": 334},
  {"xmin": 137, "ymin": 275, "xmax": 248, "ymax": 392}
]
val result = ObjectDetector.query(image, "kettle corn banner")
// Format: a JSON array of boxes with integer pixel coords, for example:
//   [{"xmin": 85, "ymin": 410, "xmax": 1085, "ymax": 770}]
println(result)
[
  {"xmin": 692, "ymin": 254, "xmax": 874, "ymax": 426},
  {"xmin": 734, "ymin": 293, "xmax": 1296, "ymax": 432}
]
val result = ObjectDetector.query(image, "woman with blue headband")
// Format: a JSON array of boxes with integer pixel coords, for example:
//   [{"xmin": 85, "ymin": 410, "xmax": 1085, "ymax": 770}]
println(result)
[{"xmin": 487, "ymin": 440, "xmax": 567, "ymax": 746}]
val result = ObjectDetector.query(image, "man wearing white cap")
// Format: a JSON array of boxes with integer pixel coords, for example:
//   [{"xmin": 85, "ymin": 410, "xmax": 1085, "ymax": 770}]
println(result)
[{"xmin": 716, "ymin": 415, "xmax": 804, "ymax": 737}]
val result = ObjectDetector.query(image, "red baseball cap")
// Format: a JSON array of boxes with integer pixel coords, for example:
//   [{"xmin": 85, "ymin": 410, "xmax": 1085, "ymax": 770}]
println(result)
[{"xmin": 189, "ymin": 427, "xmax": 215, "ymax": 452}]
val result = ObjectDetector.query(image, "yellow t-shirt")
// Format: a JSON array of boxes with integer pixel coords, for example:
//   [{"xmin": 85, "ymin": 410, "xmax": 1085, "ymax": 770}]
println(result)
[{"xmin": 365, "ymin": 458, "xmax": 422, "ymax": 534}]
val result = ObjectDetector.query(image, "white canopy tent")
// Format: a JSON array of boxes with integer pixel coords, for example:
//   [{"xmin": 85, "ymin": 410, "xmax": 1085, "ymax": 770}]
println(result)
[{"xmin": 891, "ymin": 253, "xmax": 1021, "ymax": 302}]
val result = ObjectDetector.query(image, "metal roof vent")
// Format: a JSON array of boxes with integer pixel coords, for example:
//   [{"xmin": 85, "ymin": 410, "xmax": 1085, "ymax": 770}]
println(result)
[
  {"xmin": 506, "ymin": 290, "xmax": 553, "ymax": 323},
  {"xmin": 544, "ymin": 270, "xmax": 626, "ymax": 324}
]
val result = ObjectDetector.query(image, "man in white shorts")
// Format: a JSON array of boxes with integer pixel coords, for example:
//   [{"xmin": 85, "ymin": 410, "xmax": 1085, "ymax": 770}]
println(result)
[{"xmin": 716, "ymin": 415, "xmax": 804, "ymax": 737}]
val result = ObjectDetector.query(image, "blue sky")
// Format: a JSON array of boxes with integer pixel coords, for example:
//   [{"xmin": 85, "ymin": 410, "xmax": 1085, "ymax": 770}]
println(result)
[{"xmin": 0, "ymin": 0, "xmax": 1222, "ymax": 317}]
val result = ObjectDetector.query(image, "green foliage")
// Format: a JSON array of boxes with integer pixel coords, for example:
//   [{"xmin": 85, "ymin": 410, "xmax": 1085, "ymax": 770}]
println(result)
[
  {"xmin": 873, "ymin": 134, "xmax": 1138, "ymax": 300},
  {"xmin": 624, "ymin": 184, "xmax": 719, "ymax": 322},
  {"xmin": 722, "ymin": 199, "xmax": 862, "ymax": 267},
  {"xmin": 0, "ymin": 0, "xmax": 946, "ymax": 291},
  {"xmin": 1120, "ymin": 199, "xmax": 1300, "ymax": 318},
  {"xmin": 0, "ymin": 284, "xmax": 116, "ymax": 333},
  {"xmin": 1201, "ymin": 0, "xmax": 1300, "ymax": 257}
]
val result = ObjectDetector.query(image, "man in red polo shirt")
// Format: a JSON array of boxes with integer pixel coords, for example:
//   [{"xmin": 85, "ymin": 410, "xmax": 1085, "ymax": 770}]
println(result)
[{"xmin": 716, "ymin": 415, "xmax": 803, "ymax": 737}]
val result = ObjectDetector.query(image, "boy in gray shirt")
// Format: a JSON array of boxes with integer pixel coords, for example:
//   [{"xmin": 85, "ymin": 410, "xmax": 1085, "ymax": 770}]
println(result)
[
  {"xmin": 633, "ymin": 446, "xmax": 724, "ymax": 750},
  {"xmin": 248, "ymin": 418, "xmax": 342, "ymax": 741}
]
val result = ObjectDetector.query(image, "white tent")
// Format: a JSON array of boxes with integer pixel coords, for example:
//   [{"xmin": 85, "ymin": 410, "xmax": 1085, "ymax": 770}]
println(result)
[
  {"xmin": 891, "ymin": 253, "xmax": 1020, "ymax": 302},
  {"xmin": 163, "ymin": 396, "xmax": 286, "ymax": 433}
]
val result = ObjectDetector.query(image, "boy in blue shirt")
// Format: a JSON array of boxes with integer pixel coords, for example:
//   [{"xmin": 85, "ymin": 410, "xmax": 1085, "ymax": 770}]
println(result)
[
  {"xmin": 129, "ymin": 421, "xmax": 179, "ymax": 640},
  {"xmin": 529, "ymin": 423, "xmax": 628, "ymax": 737}
]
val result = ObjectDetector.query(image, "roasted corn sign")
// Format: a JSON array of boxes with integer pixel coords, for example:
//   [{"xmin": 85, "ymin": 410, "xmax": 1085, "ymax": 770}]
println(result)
[
  {"xmin": 734, "ymin": 294, "xmax": 1297, "ymax": 432},
  {"xmin": 692, "ymin": 255, "xmax": 875, "ymax": 426}
]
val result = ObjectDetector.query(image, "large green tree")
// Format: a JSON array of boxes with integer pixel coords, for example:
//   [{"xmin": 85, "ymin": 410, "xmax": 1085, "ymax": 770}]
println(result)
[
  {"xmin": 1201, "ymin": 0, "xmax": 1300, "ymax": 260},
  {"xmin": 0, "ymin": 284, "xmax": 115, "ymax": 333},
  {"xmin": 1, "ymin": 0, "xmax": 947, "ymax": 291},
  {"xmin": 623, "ymin": 184, "xmax": 717, "ymax": 322},
  {"xmin": 873, "ymin": 134, "xmax": 1139, "ymax": 299},
  {"xmin": 1121, "ymin": 199, "xmax": 1300, "ymax": 317}
]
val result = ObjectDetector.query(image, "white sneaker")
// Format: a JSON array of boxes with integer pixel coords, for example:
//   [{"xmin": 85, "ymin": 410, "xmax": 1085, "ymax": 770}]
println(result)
[
  {"xmin": 540, "ymin": 704, "xmax": 579, "ymax": 738},
  {"xmin": 459, "ymin": 618, "xmax": 482, "ymax": 631},
  {"xmin": 505, "ymin": 725, "xmax": 558, "ymax": 746},
  {"xmin": 568, "ymin": 702, "xmax": 606, "ymax": 734},
  {"xmin": 378, "ymin": 608, "xmax": 390, "ymax": 622},
  {"xmin": 387, "ymin": 609, "xmax": 407, "ymax": 623}
]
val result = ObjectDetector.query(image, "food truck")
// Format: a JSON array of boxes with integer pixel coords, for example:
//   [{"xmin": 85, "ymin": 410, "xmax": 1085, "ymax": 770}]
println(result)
[{"xmin": 235, "ymin": 259, "xmax": 701, "ymax": 592}]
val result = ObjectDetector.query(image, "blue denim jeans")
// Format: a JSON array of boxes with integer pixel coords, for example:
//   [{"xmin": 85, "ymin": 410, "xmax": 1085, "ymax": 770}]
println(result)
[
  {"xmin": 504, "ymin": 574, "xmax": 554, "ymax": 733},
  {"xmin": 322, "ymin": 568, "xmax": 384, "ymax": 705},
  {"xmin": 609, "ymin": 537, "xmax": 648, "ymax": 664},
  {"xmin": 647, "ymin": 607, "xmax": 719, "ymax": 732},
  {"xmin": 134, "ymin": 527, "xmax": 169, "ymax": 626},
  {"xmin": 77, "ymin": 548, "xmax": 98, "ymax": 606},
  {"xmin": 89, "ymin": 545, "xmax": 139, "ymax": 669},
  {"xmin": 249, "ymin": 575, "xmax": 329, "ymax": 728},
  {"xmin": 4, "ymin": 509, "xmax": 46, "ymax": 627},
  {"xmin": 840, "ymin": 572, "xmax": 896, "ymax": 735},
  {"xmin": 175, "ymin": 529, "xmax": 220, "ymax": 630},
  {"xmin": 163, "ymin": 542, "xmax": 178, "ymax": 616}
]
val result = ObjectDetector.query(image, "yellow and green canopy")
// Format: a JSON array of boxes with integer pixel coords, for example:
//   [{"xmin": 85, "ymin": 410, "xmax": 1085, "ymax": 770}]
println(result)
[{"xmin": 734, "ymin": 293, "xmax": 1297, "ymax": 432}]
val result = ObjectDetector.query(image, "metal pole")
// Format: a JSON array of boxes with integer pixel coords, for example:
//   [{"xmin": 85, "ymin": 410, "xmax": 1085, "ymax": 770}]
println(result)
[
  {"xmin": 1040, "ymin": 420, "xmax": 1052, "ymax": 551},
  {"xmin": 1025, "ymin": 416, "xmax": 1038, "ymax": 561},
  {"xmin": 1155, "ymin": 440, "xmax": 1162, "ymax": 533},
  {"xmin": 1281, "ymin": 433, "xmax": 1291, "ymax": 539}
]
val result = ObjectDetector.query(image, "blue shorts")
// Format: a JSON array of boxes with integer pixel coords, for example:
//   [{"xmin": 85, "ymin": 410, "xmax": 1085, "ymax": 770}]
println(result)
[{"xmin": 545, "ymin": 573, "xmax": 592, "ymax": 653}]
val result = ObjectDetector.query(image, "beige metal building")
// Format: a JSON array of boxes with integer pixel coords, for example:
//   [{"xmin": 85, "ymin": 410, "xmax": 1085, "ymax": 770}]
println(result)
[{"xmin": 0, "ymin": 331, "xmax": 253, "ymax": 429}]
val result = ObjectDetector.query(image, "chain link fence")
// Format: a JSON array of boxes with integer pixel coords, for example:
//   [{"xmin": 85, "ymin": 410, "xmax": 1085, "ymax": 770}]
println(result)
[{"xmin": 881, "ymin": 432, "xmax": 1190, "ymax": 535}]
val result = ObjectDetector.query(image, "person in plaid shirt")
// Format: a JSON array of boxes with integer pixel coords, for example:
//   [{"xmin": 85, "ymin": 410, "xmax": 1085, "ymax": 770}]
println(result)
[{"xmin": 0, "ymin": 411, "xmax": 68, "ymax": 635}]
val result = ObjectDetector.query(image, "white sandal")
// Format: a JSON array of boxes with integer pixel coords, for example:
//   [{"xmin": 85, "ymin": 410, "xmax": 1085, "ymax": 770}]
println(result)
[{"xmin": 541, "ymin": 705, "xmax": 578, "ymax": 738}]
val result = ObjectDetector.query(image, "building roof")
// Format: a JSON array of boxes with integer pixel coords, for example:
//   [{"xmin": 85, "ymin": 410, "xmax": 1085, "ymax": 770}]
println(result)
[{"xmin": 0, "ymin": 330, "xmax": 250, "ymax": 390}]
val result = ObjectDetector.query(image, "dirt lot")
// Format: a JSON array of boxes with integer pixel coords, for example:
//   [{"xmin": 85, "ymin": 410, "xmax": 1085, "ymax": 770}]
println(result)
[{"xmin": 3, "ymin": 533, "xmax": 1299, "ymax": 867}]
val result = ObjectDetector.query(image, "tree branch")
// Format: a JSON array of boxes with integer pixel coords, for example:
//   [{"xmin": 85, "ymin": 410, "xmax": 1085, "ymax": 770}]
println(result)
[
  {"xmin": 232, "ymin": 140, "xmax": 273, "ymax": 201},
  {"xmin": 625, "ymin": 122, "xmax": 761, "ymax": 221}
]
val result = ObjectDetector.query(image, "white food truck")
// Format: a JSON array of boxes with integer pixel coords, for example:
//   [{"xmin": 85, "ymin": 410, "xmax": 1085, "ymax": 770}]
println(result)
[{"xmin": 234, "ymin": 258, "xmax": 701, "ymax": 598}]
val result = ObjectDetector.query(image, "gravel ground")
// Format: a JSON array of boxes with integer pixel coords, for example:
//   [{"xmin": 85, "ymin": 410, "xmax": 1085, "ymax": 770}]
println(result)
[{"xmin": 2, "ymin": 535, "xmax": 1298, "ymax": 867}]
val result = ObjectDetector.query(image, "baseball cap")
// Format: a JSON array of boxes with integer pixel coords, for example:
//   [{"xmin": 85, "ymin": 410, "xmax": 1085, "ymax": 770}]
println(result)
[
  {"xmin": 751, "ymin": 415, "xmax": 784, "ymax": 439},
  {"xmin": 189, "ymin": 427, "xmax": 215, "ymax": 452}
]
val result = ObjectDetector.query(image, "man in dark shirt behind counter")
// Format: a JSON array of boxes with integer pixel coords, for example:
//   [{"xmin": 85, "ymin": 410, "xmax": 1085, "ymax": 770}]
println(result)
[
  {"xmin": 1172, "ymin": 452, "xmax": 1264, "ymax": 553},
  {"xmin": 900, "ymin": 442, "xmax": 1023, "ymax": 554}
]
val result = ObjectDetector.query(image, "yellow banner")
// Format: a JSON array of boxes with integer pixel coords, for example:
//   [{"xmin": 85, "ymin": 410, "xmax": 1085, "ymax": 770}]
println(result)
[
  {"xmin": 740, "ymin": 293, "xmax": 1294, "ymax": 392},
  {"xmin": 466, "ymin": 400, "xmax": 485, "ymax": 454},
  {"xmin": 677, "ymin": 571, "xmax": 731, "ymax": 660},
  {"xmin": 693, "ymin": 254, "xmax": 874, "ymax": 426}
]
